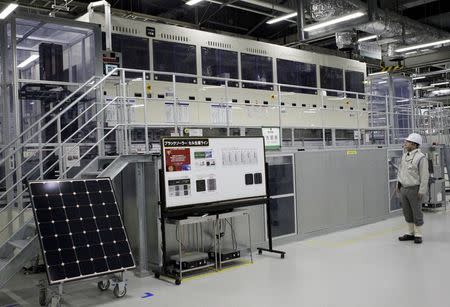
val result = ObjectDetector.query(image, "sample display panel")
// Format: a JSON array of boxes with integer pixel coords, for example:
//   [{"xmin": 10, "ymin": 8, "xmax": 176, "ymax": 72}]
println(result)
[
  {"xmin": 161, "ymin": 137, "xmax": 267, "ymax": 210},
  {"xmin": 29, "ymin": 178, "xmax": 135, "ymax": 285}
]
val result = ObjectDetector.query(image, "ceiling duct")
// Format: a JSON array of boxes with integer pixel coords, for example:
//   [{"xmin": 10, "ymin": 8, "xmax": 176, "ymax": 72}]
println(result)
[
  {"xmin": 309, "ymin": 0, "xmax": 359, "ymax": 21},
  {"xmin": 387, "ymin": 43, "xmax": 404, "ymax": 61},
  {"xmin": 356, "ymin": 10, "xmax": 449, "ymax": 46},
  {"xmin": 335, "ymin": 31, "xmax": 356, "ymax": 51}
]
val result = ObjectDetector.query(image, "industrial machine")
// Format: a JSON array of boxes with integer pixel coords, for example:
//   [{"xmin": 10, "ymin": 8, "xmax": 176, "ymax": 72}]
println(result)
[
  {"xmin": 77, "ymin": 11, "xmax": 368, "ymax": 132},
  {"xmin": 422, "ymin": 145, "xmax": 446, "ymax": 210}
]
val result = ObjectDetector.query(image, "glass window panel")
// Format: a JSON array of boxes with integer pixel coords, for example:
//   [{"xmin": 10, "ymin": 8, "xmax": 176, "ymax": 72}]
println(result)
[
  {"xmin": 153, "ymin": 40, "xmax": 196, "ymax": 84},
  {"xmin": 268, "ymin": 163, "xmax": 294, "ymax": 195},
  {"xmin": 345, "ymin": 70, "xmax": 364, "ymax": 98},
  {"xmin": 201, "ymin": 47, "xmax": 238, "ymax": 87},
  {"xmin": 16, "ymin": 20, "xmax": 96, "ymax": 83},
  {"xmin": 241, "ymin": 53, "xmax": 273, "ymax": 90},
  {"xmin": 102, "ymin": 33, "xmax": 149, "ymax": 79},
  {"xmin": 269, "ymin": 196, "xmax": 296, "ymax": 237},
  {"xmin": 320, "ymin": 66, "xmax": 343, "ymax": 97},
  {"xmin": 277, "ymin": 59, "xmax": 317, "ymax": 95}
]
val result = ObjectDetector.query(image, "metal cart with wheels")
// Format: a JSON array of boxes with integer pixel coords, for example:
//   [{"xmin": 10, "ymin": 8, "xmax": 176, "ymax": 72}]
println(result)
[{"xmin": 38, "ymin": 271, "xmax": 129, "ymax": 306}]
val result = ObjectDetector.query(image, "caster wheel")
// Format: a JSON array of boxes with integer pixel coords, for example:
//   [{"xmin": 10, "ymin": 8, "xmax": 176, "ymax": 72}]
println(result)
[
  {"xmin": 175, "ymin": 279, "xmax": 181, "ymax": 285},
  {"xmin": 97, "ymin": 280, "xmax": 110, "ymax": 291},
  {"xmin": 258, "ymin": 250, "xmax": 262, "ymax": 255},
  {"xmin": 281, "ymin": 254, "xmax": 285, "ymax": 259},
  {"xmin": 39, "ymin": 288, "xmax": 47, "ymax": 306},
  {"xmin": 154, "ymin": 272, "xmax": 160, "ymax": 279},
  {"xmin": 113, "ymin": 285, "xmax": 127, "ymax": 298}
]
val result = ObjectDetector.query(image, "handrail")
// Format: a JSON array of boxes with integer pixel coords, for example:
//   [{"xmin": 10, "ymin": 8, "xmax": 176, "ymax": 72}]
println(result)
[
  {"xmin": 60, "ymin": 126, "xmax": 119, "ymax": 178},
  {"xmin": 0, "ymin": 97, "xmax": 120, "ymax": 214},
  {"xmin": 0, "ymin": 75, "xmax": 97, "ymax": 157},
  {"xmin": 0, "ymin": 204, "xmax": 32, "ymax": 237},
  {"xmin": 0, "ymin": 68, "xmax": 120, "ymax": 170},
  {"xmin": 0, "ymin": 126, "xmax": 120, "ymax": 238},
  {"xmin": 0, "ymin": 98, "xmax": 109, "ymax": 189},
  {"xmin": 0, "ymin": 101, "xmax": 100, "ymax": 188},
  {"xmin": 41, "ymin": 127, "xmax": 112, "ymax": 179}
]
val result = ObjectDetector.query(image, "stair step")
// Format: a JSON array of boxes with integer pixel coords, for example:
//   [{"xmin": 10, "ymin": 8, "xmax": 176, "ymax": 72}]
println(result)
[
  {"xmin": 83, "ymin": 171, "xmax": 102, "ymax": 175},
  {"xmin": 0, "ymin": 258, "xmax": 9, "ymax": 269},
  {"xmin": 8, "ymin": 239, "xmax": 29, "ymax": 250}
]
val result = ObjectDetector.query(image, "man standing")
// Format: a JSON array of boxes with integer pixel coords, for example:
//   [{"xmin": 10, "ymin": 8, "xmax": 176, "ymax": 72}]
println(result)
[{"xmin": 397, "ymin": 133, "xmax": 429, "ymax": 244}]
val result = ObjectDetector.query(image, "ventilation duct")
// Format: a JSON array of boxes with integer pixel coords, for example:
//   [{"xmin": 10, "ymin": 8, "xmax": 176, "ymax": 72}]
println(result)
[
  {"xmin": 305, "ymin": 0, "xmax": 450, "ymax": 51},
  {"xmin": 335, "ymin": 31, "xmax": 356, "ymax": 51},
  {"xmin": 387, "ymin": 43, "xmax": 404, "ymax": 61},
  {"xmin": 309, "ymin": 0, "xmax": 359, "ymax": 21}
]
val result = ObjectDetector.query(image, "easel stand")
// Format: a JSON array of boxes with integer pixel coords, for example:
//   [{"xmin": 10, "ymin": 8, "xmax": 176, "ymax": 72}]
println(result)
[
  {"xmin": 257, "ymin": 163, "xmax": 286, "ymax": 259},
  {"xmin": 155, "ymin": 170, "xmax": 261, "ymax": 284}
]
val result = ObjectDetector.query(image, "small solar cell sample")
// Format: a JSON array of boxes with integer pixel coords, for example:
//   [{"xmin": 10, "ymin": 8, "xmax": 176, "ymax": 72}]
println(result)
[{"xmin": 29, "ymin": 178, "xmax": 135, "ymax": 285}]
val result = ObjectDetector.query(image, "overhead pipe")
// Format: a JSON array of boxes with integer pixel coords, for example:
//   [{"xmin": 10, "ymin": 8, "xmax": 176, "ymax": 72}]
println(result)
[
  {"xmin": 88, "ymin": 0, "xmax": 112, "ymax": 51},
  {"xmin": 238, "ymin": 0, "xmax": 295, "ymax": 14},
  {"xmin": 296, "ymin": 0, "xmax": 306, "ymax": 41}
]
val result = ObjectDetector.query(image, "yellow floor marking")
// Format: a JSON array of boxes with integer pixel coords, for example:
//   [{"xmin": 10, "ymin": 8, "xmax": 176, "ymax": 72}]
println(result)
[
  {"xmin": 181, "ymin": 260, "xmax": 253, "ymax": 282},
  {"xmin": 305, "ymin": 224, "xmax": 406, "ymax": 249}
]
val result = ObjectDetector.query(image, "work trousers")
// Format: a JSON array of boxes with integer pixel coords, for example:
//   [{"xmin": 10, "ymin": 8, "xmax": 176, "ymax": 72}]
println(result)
[{"xmin": 399, "ymin": 185, "xmax": 424, "ymax": 226}]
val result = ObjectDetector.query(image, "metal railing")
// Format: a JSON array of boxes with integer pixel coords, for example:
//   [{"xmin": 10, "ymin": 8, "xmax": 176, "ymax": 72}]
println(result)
[
  {"xmin": 0, "ymin": 68, "xmax": 128, "ymax": 246},
  {"xmin": 1, "ymin": 67, "xmax": 448, "ymax": 247}
]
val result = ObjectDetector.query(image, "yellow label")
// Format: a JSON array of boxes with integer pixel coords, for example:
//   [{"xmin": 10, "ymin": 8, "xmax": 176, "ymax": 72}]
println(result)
[{"xmin": 347, "ymin": 150, "xmax": 358, "ymax": 155}]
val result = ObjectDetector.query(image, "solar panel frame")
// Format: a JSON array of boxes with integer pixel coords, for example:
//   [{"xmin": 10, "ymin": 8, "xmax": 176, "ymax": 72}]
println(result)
[{"xmin": 29, "ymin": 178, "xmax": 136, "ymax": 285}]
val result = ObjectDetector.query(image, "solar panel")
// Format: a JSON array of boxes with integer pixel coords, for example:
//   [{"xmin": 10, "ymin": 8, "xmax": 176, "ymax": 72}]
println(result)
[{"xmin": 29, "ymin": 178, "xmax": 135, "ymax": 285}]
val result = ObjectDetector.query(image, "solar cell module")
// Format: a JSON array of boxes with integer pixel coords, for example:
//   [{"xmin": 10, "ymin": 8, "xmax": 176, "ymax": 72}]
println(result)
[{"xmin": 29, "ymin": 178, "xmax": 135, "ymax": 285}]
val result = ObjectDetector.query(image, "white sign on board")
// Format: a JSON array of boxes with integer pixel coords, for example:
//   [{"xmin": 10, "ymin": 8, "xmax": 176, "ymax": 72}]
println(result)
[{"xmin": 162, "ymin": 137, "xmax": 266, "ymax": 209}]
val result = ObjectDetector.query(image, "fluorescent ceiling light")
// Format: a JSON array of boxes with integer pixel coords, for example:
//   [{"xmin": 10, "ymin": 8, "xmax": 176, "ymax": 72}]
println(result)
[
  {"xmin": 186, "ymin": 0, "xmax": 204, "ymax": 5},
  {"xmin": 430, "ymin": 81, "xmax": 449, "ymax": 86},
  {"xmin": 358, "ymin": 35, "xmax": 377, "ymax": 42},
  {"xmin": 267, "ymin": 12, "xmax": 298, "ymax": 25},
  {"xmin": 0, "ymin": 3, "xmax": 18, "ymax": 19},
  {"xmin": 412, "ymin": 76, "xmax": 425, "ymax": 80},
  {"xmin": 378, "ymin": 81, "xmax": 387, "ymax": 84},
  {"xmin": 395, "ymin": 39, "xmax": 450, "ymax": 53},
  {"xmin": 413, "ymin": 85, "xmax": 434, "ymax": 90},
  {"xmin": 17, "ymin": 54, "xmax": 39, "ymax": 69},
  {"xmin": 405, "ymin": 51, "xmax": 417, "ymax": 55},
  {"xmin": 303, "ymin": 11, "xmax": 366, "ymax": 31}
]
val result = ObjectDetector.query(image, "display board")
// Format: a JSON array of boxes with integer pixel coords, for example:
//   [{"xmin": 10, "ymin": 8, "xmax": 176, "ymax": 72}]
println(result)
[
  {"xmin": 29, "ymin": 178, "xmax": 135, "ymax": 285},
  {"xmin": 161, "ymin": 137, "xmax": 267, "ymax": 212}
]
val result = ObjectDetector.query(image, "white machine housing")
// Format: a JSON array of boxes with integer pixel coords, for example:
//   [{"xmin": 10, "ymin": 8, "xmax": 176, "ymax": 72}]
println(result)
[{"xmin": 78, "ymin": 12, "xmax": 368, "ymax": 129}]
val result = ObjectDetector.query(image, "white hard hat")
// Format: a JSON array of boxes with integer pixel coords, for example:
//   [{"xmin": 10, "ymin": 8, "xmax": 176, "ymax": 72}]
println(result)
[{"xmin": 405, "ymin": 133, "xmax": 422, "ymax": 145}]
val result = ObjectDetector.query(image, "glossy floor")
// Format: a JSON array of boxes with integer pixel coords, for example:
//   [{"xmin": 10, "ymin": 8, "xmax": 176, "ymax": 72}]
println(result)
[{"xmin": 1, "ymin": 211, "xmax": 449, "ymax": 307}]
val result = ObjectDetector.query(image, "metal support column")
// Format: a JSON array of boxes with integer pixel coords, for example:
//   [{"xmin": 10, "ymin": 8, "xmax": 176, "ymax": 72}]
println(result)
[
  {"xmin": 142, "ymin": 72, "xmax": 149, "ymax": 152},
  {"xmin": 11, "ymin": 19, "xmax": 24, "ymax": 213},
  {"xmin": 172, "ymin": 75, "xmax": 178, "ymax": 135},
  {"xmin": 296, "ymin": 0, "xmax": 305, "ymax": 41},
  {"xmin": 135, "ymin": 162, "xmax": 150, "ymax": 277}
]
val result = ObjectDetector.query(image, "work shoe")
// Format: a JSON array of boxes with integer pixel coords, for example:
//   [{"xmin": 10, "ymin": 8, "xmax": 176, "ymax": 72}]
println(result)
[
  {"xmin": 398, "ymin": 234, "xmax": 415, "ymax": 241},
  {"xmin": 414, "ymin": 236, "xmax": 423, "ymax": 244}
]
